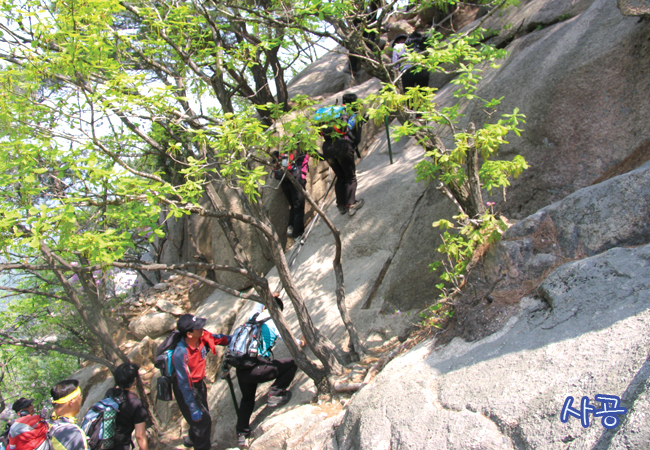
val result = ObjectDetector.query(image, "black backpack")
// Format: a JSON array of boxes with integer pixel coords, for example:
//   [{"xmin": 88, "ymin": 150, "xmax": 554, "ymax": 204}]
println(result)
[
  {"xmin": 154, "ymin": 331, "xmax": 182, "ymax": 401},
  {"xmin": 224, "ymin": 313, "xmax": 271, "ymax": 369}
]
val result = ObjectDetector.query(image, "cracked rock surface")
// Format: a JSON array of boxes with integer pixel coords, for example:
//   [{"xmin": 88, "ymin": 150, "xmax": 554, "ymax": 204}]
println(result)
[{"xmin": 328, "ymin": 243, "xmax": 650, "ymax": 449}]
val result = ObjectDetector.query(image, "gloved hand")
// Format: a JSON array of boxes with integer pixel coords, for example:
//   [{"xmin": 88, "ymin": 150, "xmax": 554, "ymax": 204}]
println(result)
[{"xmin": 191, "ymin": 409, "xmax": 203, "ymax": 422}]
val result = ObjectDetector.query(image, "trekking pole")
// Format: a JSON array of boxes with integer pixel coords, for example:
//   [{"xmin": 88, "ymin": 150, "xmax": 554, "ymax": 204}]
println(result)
[
  {"xmin": 220, "ymin": 361, "xmax": 239, "ymax": 415},
  {"xmin": 384, "ymin": 115, "xmax": 394, "ymax": 164}
]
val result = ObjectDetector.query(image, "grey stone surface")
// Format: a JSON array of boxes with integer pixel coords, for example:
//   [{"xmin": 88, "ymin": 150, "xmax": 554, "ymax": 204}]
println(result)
[
  {"xmin": 128, "ymin": 311, "xmax": 176, "ymax": 340},
  {"xmin": 287, "ymin": 48, "xmax": 351, "ymax": 99},
  {"xmin": 504, "ymin": 161, "xmax": 650, "ymax": 258},
  {"xmin": 126, "ymin": 336, "xmax": 154, "ymax": 367},
  {"xmin": 324, "ymin": 244, "xmax": 650, "ymax": 449},
  {"xmin": 435, "ymin": 0, "xmax": 650, "ymax": 219},
  {"xmin": 155, "ymin": 299, "xmax": 185, "ymax": 316}
]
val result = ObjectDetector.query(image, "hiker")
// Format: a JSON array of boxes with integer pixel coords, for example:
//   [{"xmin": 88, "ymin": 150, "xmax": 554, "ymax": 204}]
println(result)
[
  {"xmin": 235, "ymin": 295, "xmax": 304, "ymax": 448},
  {"xmin": 391, "ymin": 32, "xmax": 430, "ymax": 91},
  {"xmin": 341, "ymin": 93, "xmax": 364, "ymax": 156},
  {"xmin": 50, "ymin": 379, "xmax": 88, "ymax": 450},
  {"xmin": 12, "ymin": 397, "xmax": 36, "ymax": 417},
  {"xmin": 105, "ymin": 363, "xmax": 149, "ymax": 450},
  {"xmin": 320, "ymin": 98, "xmax": 365, "ymax": 217},
  {"xmin": 172, "ymin": 314, "xmax": 230, "ymax": 450},
  {"xmin": 6, "ymin": 397, "xmax": 44, "ymax": 450},
  {"xmin": 273, "ymin": 147, "xmax": 310, "ymax": 239}
]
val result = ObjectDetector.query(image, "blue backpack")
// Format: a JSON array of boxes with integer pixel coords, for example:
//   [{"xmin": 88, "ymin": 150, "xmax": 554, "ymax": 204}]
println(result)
[{"xmin": 80, "ymin": 397, "xmax": 121, "ymax": 450}]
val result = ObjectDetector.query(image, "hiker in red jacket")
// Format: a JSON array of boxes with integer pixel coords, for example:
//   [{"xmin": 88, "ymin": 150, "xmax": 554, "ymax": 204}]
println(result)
[
  {"xmin": 172, "ymin": 314, "xmax": 230, "ymax": 450},
  {"xmin": 7, "ymin": 397, "xmax": 47, "ymax": 450}
]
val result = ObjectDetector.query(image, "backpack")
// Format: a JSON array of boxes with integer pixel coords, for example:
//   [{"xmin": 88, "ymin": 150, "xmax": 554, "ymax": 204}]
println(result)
[
  {"xmin": 154, "ymin": 330, "xmax": 182, "ymax": 378},
  {"xmin": 7, "ymin": 415, "xmax": 50, "ymax": 450},
  {"xmin": 80, "ymin": 397, "xmax": 121, "ymax": 450},
  {"xmin": 224, "ymin": 313, "xmax": 272, "ymax": 369},
  {"xmin": 314, "ymin": 105, "xmax": 349, "ymax": 141},
  {"xmin": 153, "ymin": 330, "xmax": 182, "ymax": 401}
]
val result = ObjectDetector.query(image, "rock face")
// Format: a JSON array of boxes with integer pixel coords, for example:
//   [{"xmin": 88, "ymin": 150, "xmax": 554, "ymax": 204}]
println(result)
[
  {"xmin": 321, "ymin": 242, "xmax": 650, "ymax": 449},
  {"xmin": 71, "ymin": 0, "xmax": 650, "ymax": 446},
  {"xmin": 128, "ymin": 311, "xmax": 176, "ymax": 340},
  {"xmin": 287, "ymin": 49, "xmax": 352, "ymax": 99},
  {"xmin": 617, "ymin": 0, "xmax": 650, "ymax": 15},
  {"xmin": 433, "ymin": 0, "xmax": 650, "ymax": 219}
]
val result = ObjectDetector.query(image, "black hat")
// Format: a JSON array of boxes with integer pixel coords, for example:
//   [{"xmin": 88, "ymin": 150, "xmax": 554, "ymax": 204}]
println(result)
[
  {"xmin": 177, "ymin": 314, "xmax": 207, "ymax": 335},
  {"xmin": 12, "ymin": 398, "xmax": 33, "ymax": 413}
]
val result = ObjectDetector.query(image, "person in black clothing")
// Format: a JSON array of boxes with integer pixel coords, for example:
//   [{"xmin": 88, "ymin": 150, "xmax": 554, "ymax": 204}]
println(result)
[
  {"xmin": 274, "ymin": 148, "xmax": 310, "ymax": 239},
  {"xmin": 106, "ymin": 363, "xmax": 149, "ymax": 450},
  {"xmin": 322, "ymin": 94, "xmax": 365, "ymax": 216},
  {"xmin": 235, "ymin": 295, "xmax": 304, "ymax": 448}
]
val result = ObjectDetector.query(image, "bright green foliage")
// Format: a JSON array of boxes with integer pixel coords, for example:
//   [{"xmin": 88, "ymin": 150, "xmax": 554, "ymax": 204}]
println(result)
[
  {"xmin": 0, "ymin": 346, "xmax": 78, "ymax": 409},
  {"xmin": 359, "ymin": 26, "xmax": 527, "ymax": 324},
  {"xmin": 430, "ymin": 212, "xmax": 508, "ymax": 286}
]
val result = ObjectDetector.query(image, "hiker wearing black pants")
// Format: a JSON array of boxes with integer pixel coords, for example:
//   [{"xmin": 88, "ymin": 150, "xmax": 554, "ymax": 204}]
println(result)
[
  {"xmin": 235, "ymin": 297, "xmax": 304, "ymax": 448},
  {"xmin": 172, "ymin": 380, "xmax": 211, "ymax": 449},
  {"xmin": 274, "ymin": 149, "xmax": 310, "ymax": 239},
  {"xmin": 172, "ymin": 314, "xmax": 230, "ymax": 450},
  {"xmin": 280, "ymin": 176, "xmax": 306, "ymax": 238},
  {"xmin": 322, "ymin": 137, "xmax": 364, "ymax": 216}
]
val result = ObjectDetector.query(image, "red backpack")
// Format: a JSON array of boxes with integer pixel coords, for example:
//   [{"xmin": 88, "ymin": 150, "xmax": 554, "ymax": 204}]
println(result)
[{"xmin": 8, "ymin": 415, "xmax": 50, "ymax": 450}]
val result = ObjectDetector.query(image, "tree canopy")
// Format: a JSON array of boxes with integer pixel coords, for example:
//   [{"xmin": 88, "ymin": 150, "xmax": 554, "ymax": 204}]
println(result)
[{"xmin": 0, "ymin": 0, "xmax": 526, "ymax": 400}]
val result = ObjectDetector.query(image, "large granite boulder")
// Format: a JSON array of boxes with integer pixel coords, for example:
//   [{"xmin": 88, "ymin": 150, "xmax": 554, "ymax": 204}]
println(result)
[
  {"xmin": 287, "ymin": 48, "xmax": 352, "ymax": 99},
  {"xmin": 322, "ymin": 242, "xmax": 650, "ymax": 449},
  {"xmin": 128, "ymin": 311, "xmax": 176, "ymax": 340},
  {"xmin": 433, "ymin": 0, "xmax": 650, "ymax": 219}
]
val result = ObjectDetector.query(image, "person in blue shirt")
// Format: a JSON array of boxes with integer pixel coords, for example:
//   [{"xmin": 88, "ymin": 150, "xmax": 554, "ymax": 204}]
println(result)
[{"xmin": 235, "ymin": 295, "xmax": 303, "ymax": 447}]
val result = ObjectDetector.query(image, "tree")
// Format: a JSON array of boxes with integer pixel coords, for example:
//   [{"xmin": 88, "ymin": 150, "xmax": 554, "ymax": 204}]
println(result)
[
  {"xmin": 0, "ymin": 0, "xmax": 361, "ymax": 389},
  {"xmin": 0, "ymin": 0, "xmax": 526, "ymax": 399}
]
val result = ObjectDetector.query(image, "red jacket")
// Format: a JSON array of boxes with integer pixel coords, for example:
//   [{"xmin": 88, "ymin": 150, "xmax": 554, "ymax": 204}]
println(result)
[{"xmin": 8, "ymin": 414, "xmax": 48, "ymax": 450}]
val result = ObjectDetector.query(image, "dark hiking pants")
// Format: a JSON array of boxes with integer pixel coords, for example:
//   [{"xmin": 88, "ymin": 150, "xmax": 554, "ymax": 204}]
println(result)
[
  {"xmin": 280, "ymin": 176, "xmax": 307, "ymax": 237},
  {"xmin": 235, "ymin": 358, "xmax": 297, "ymax": 433},
  {"xmin": 173, "ymin": 378, "xmax": 212, "ymax": 450},
  {"xmin": 322, "ymin": 139, "xmax": 357, "ymax": 207}
]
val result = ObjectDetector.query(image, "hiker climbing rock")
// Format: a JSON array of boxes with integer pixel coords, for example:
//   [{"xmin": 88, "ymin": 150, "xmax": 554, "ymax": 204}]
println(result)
[
  {"xmin": 316, "ymin": 97, "xmax": 365, "ymax": 216},
  {"xmin": 273, "ymin": 147, "xmax": 310, "ymax": 239},
  {"xmin": 172, "ymin": 314, "xmax": 230, "ymax": 450},
  {"xmin": 230, "ymin": 295, "xmax": 303, "ymax": 448},
  {"xmin": 391, "ymin": 32, "xmax": 430, "ymax": 91}
]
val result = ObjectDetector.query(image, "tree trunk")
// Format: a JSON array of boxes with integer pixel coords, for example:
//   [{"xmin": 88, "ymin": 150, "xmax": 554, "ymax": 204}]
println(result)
[
  {"xmin": 285, "ymin": 169, "xmax": 366, "ymax": 360},
  {"xmin": 244, "ymin": 196, "xmax": 346, "ymax": 374},
  {"xmin": 204, "ymin": 181, "xmax": 341, "ymax": 380},
  {"xmin": 465, "ymin": 123, "xmax": 486, "ymax": 218}
]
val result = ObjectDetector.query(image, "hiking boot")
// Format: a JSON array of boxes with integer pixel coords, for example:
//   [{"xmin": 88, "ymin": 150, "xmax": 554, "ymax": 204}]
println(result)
[
  {"xmin": 287, "ymin": 225, "xmax": 294, "ymax": 237},
  {"xmin": 347, "ymin": 199, "xmax": 364, "ymax": 217},
  {"xmin": 338, "ymin": 205, "xmax": 348, "ymax": 215},
  {"xmin": 267, "ymin": 390, "xmax": 292, "ymax": 407},
  {"xmin": 183, "ymin": 436, "xmax": 194, "ymax": 448},
  {"xmin": 237, "ymin": 433, "xmax": 249, "ymax": 448}
]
